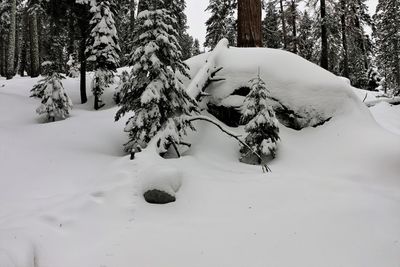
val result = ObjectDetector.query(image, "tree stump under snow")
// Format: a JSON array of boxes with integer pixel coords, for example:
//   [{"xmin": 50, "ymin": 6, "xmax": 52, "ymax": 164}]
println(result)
[{"xmin": 143, "ymin": 189, "xmax": 176, "ymax": 204}]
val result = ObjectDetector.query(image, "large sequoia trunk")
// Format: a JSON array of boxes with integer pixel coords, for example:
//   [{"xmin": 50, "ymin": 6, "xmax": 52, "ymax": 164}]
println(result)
[{"xmin": 237, "ymin": 0, "xmax": 262, "ymax": 47}]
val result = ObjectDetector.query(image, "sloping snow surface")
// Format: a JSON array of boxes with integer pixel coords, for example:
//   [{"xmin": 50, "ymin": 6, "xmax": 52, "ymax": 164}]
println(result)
[{"xmin": 1, "ymin": 47, "xmax": 400, "ymax": 267}]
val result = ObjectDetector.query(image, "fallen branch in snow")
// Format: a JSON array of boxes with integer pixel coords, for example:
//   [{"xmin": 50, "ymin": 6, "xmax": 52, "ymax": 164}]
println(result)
[
  {"xmin": 188, "ymin": 115, "xmax": 271, "ymax": 173},
  {"xmin": 187, "ymin": 39, "xmax": 229, "ymax": 100}
]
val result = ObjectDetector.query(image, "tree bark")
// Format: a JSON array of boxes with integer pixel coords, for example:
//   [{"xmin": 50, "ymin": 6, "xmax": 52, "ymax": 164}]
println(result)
[
  {"xmin": 76, "ymin": 3, "xmax": 90, "ymax": 104},
  {"xmin": 19, "ymin": 9, "xmax": 29, "ymax": 77},
  {"xmin": 320, "ymin": 0, "xmax": 329, "ymax": 70},
  {"xmin": 79, "ymin": 34, "xmax": 88, "ymax": 104},
  {"xmin": 6, "ymin": 0, "xmax": 17, "ymax": 79},
  {"xmin": 0, "ymin": 36, "xmax": 5, "ymax": 77},
  {"xmin": 340, "ymin": 0, "xmax": 349, "ymax": 78},
  {"xmin": 279, "ymin": 0, "xmax": 288, "ymax": 49},
  {"xmin": 29, "ymin": 11, "xmax": 40, "ymax": 77},
  {"xmin": 237, "ymin": 0, "xmax": 263, "ymax": 47},
  {"xmin": 290, "ymin": 0, "xmax": 297, "ymax": 54},
  {"xmin": 394, "ymin": 39, "xmax": 400, "ymax": 89}
]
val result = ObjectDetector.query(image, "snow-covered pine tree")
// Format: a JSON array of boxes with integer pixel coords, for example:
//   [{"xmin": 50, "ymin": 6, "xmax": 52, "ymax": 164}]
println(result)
[
  {"xmin": 191, "ymin": 38, "xmax": 201, "ymax": 56},
  {"xmin": 86, "ymin": 0, "xmax": 120, "ymax": 110},
  {"xmin": 298, "ymin": 11, "xmax": 314, "ymax": 61},
  {"xmin": 115, "ymin": 0, "xmax": 198, "ymax": 155},
  {"xmin": 204, "ymin": 0, "xmax": 237, "ymax": 49},
  {"xmin": 340, "ymin": 0, "xmax": 372, "ymax": 88},
  {"xmin": 373, "ymin": 0, "xmax": 400, "ymax": 94},
  {"xmin": 33, "ymin": 61, "xmax": 73, "ymax": 122},
  {"xmin": 240, "ymin": 74, "xmax": 280, "ymax": 163},
  {"xmin": 263, "ymin": 0, "xmax": 282, "ymax": 49}
]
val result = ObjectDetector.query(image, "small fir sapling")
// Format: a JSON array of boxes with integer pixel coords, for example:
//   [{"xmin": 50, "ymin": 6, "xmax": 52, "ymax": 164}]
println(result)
[
  {"xmin": 32, "ymin": 61, "xmax": 73, "ymax": 122},
  {"xmin": 240, "ymin": 74, "xmax": 280, "ymax": 164},
  {"xmin": 86, "ymin": 0, "xmax": 120, "ymax": 110},
  {"xmin": 367, "ymin": 67, "xmax": 383, "ymax": 92},
  {"xmin": 115, "ymin": 0, "xmax": 198, "ymax": 156}
]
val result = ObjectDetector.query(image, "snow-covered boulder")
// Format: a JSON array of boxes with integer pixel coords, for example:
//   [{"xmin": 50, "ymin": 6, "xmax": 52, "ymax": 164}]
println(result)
[
  {"xmin": 184, "ymin": 47, "xmax": 366, "ymax": 129},
  {"xmin": 141, "ymin": 164, "xmax": 182, "ymax": 204}
]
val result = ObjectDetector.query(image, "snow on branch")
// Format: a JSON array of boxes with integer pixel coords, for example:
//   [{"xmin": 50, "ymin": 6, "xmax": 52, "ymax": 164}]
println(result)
[{"xmin": 187, "ymin": 38, "xmax": 229, "ymax": 99}]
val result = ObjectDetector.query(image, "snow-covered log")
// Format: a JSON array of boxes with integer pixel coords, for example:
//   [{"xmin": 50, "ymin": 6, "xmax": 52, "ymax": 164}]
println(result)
[{"xmin": 187, "ymin": 38, "xmax": 229, "ymax": 99}]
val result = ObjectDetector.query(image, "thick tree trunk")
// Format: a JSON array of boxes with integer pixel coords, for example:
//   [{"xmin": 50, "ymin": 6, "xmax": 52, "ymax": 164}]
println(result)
[
  {"xmin": 340, "ymin": 0, "xmax": 349, "ymax": 78},
  {"xmin": 320, "ymin": 0, "xmax": 329, "ymax": 70},
  {"xmin": 29, "ymin": 11, "xmax": 40, "ymax": 77},
  {"xmin": 6, "ymin": 0, "xmax": 17, "ymax": 79},
  {"xmin": 279, "ymin": 0, "xmax": 288, "ymax": 49},
  {"xmin": 291, "ymin": 0, "xmax": 297, "ymax": 54},
  {"xmin": 237, "ymin": 0, "xmax": 262, "ymax": 47}
]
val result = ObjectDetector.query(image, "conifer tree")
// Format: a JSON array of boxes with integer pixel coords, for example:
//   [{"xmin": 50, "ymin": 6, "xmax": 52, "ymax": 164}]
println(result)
[
  {"xmin": 298, "ymin": 11, "xmax": 314, "ymax": 61},
  {"xmin": 191, "ymin": 39, "xmax": 201, "ymax": 56},
  {"xmin": 263, "ymin": 1, "xmax": 282, "ymax": 48},
  {"xmin": 240, "ymin": 74, "xmax": 280, "ymax": 163},
  {"xmin": 373, "ymin": 0, "xmax": 400, "ymax": 94},
  {"xmin": 86, "ymin": 0, "xmax": 120, "ymax": 110},
  {"xmin": 115, "ymin": 0, "xmax": 198, "ymax": 155},
  {"xmin": 32, "ymin": 62, "xmax": 73, "ymax": 122},
  {"xmin": 204, "ymin": 0, "xmax": 236, "ymax": 49}
]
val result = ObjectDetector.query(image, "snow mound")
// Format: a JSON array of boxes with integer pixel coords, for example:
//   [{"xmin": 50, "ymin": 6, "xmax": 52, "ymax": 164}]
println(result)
[
  {"xmin": 140, "ymin": 164, "xmax": 182, "ymax": 197},
  {"xmin": 185, "ymin": 47, "xmax": 366, "ymax": 128}
]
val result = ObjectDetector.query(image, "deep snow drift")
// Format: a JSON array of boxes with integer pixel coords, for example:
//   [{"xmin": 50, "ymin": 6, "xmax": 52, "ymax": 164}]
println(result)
[{"xmin": 1, "ymin": 47, "xmax": 400, "ymax": 267}]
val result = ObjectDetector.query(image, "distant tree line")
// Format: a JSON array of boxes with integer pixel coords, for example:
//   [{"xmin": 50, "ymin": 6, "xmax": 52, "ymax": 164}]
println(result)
[
  {"xmin": 205, "ymin": 0, "xmax": 400, "ymax": 93},
  {"xmin": 0, "ymin": 0, "xmax": 202, "ymax": 103}
]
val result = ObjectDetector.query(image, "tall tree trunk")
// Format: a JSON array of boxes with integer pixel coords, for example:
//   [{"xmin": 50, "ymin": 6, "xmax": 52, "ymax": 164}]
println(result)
[
  {"xmin": 394, "ymin": 39, "xmax": 400, "ymax": 90},
  {"xmin": 79, "ymin": 33, "xmax": 88, "ymax": 104},
  {"xmin": 237, "ymin": 0, "xmax": 262, "ymax": 47},
  {"xmin": 279, "ymin": 0, "xmax": 288, "ymax": 49},
  {"xmin": 19, "ymin": 10, "xmax": 29, "ymax": 77},
  {"xmin": 29, "ymin": 11, "xmax": 40, "ymax": 77},
  {"xmin": 320, "ymin": 0, "xmax": 329, "ymax": 70},
  {"xmin": 0, "ymin": 36, "xmax": 4, "ymax": 77},
  {"xmin": 353, "ymin": 9, "xmax": 368, "ymax": 70},
  {"xmin": 340, "ymin": 0, "xmax": 349, "ymax": 78},
  {"xmin": 6, "ymin": 0, "xmax": 17, "ymax": 79},
  {"xmin": 75, "ymin": 3, "xmax": 90, "ymax": 104},
  {"xmin": 291, "ymin": 0, "xmax": 297, "ymax": 54}
]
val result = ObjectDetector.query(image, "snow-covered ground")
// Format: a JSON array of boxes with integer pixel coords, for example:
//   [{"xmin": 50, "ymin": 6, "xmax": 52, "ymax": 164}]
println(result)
[{"xmin": 1, "ymin": 49, "xmax": 400, "ymax": 267}]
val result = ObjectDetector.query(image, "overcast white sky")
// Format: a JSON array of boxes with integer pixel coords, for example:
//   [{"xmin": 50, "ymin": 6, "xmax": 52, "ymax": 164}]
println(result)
[{"xmin": 186, "ymin": 0, "xmax": 379, "ymax": 48}]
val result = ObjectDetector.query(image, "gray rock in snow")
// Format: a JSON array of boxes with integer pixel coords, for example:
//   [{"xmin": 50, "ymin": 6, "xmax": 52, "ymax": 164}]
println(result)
[{"xmin": 143, "ymin": 189, "xmax": 176, "ymax": 204}]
